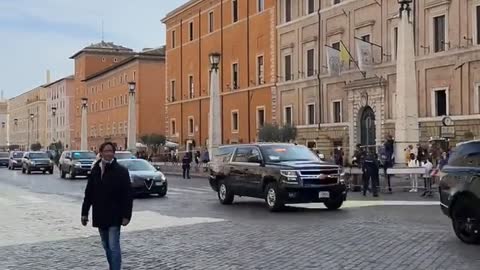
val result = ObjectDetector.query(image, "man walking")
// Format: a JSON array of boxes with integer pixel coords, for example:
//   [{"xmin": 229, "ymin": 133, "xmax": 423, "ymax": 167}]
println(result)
[
  {"xmin": 81, "ymin": 142, "xmax": 133, "ymax": 270},
  {"xmin": 362, "ymin": 149, "xmax": 380, "ymax": 197}
]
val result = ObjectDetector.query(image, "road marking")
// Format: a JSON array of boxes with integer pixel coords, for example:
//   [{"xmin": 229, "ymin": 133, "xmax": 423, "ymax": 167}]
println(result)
[
  {"xmin": 181, "ymin": 187, "xmax": 213, "ymax": 192},
  {"xmin": 289, "ymin": 200, "xmax": 440, "ymax": 209},
  {"xmin": 169, "ymin": 187, "xmax": 206, "ymax": 194}
]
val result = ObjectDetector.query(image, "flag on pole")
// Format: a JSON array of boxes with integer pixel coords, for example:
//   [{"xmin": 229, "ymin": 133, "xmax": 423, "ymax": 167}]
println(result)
[
  {"xmin": 356, "ymin": 38, "xmax": 373, "ymax": 71},
  {"xmin": 339, "ymin": 42, "xmax": 350, "ymax": 66},
  {"xmin": 326, "ymin": 46, "xmax": 341, "ymax": 76}
]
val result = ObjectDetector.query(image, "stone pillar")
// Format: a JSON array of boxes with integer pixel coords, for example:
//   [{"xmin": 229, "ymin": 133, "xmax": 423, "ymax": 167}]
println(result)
[
  {"xmin": 127, "ymin": 90, "xmax": 137, "ymax": 153},
  {"xmin": 80, "ymin": 104, "xmax": 88, "ymax": 150},
  {"xmin": 208, "ymin": 68, "xmax": 221, "ymax": 160},
  {"xmin": 394, "ymin": 6, "xmax": 419, "ymax": 165}
]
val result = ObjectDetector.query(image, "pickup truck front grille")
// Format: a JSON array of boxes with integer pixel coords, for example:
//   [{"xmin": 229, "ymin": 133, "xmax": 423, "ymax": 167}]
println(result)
[{"xmin": 299, "ymin": 167, "xmax": 340, "ymax": 186}]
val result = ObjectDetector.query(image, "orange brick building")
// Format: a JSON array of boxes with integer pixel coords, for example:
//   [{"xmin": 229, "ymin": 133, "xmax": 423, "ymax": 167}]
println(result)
[
  {"xmin": 70, "ymin": 42, "xmax": 165, "ymax": 150},
  {"xmin": 162, "ymin": 0, "xmax": 277, "ymax": 150}
]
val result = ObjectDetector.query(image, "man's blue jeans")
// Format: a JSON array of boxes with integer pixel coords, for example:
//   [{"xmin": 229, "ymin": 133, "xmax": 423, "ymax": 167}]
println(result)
[{"xmin": 98, "ymin": 226, "xmax": 121, "ymax": 270}]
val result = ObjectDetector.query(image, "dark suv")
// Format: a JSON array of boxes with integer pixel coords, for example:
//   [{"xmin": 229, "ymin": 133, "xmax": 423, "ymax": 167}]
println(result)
[
  {"xmin": 209, "ymin": 143, "xmax": 347, "ymax": 211},
  {"xmin": 0, "ymin": 152, "xmax": 9, "ymax": 167},
  {"xmin": 439, "ymin": 140, "xmax": 480, "ymax": 245},
  {"xmin": 8, "ymin": 151, "xmax": 24, "ymax": 170},
  {"xmin": 22, "ymin": 151, "xmax": 54, "ymax": 174},
  {"xmin": 59, "ymin": 150, "xmax": 96, "ymax": 179}
]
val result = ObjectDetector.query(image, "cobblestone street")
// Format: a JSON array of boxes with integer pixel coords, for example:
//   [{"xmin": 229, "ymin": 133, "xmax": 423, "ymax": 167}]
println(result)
[{"xmin": 0, "ymin": 169, "xmax": 479, "ymax": 269}]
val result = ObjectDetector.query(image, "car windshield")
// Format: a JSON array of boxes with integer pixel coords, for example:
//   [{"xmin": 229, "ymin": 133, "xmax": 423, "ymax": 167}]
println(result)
[
  {"xmin": 260, "ymin": 145, "xmax": 320, "ymax": 163},
  {"xmin": 0, "ymin": 152, "xmax": 8, "ymax": 158},
  {"xmin": 13, "ymin": 152, "xmax": 24, "ymax": 158},
  {"xmin": 116, "ymin": 152, "xmax": 135, "ymax": 159},
  {"xmin": 30, "ymin": 153, "xmax": 49, "ymax": 159},
  {"xmin": 119, "ymin": 160, "xmax": 155, "ymax": 172},
  {"xmin": 72, "ymin": 152, "xmax": 96, "ymax": 159}
]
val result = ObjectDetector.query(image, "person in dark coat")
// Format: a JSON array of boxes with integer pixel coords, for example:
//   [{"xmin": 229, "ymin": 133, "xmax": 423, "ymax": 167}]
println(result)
[
  {"xmin": 362, "ymin": 150, "xmax": 380, "ymax": 197},
  {"xmin": 81, "ymin": 142, "xmax": 133, "ymax": 270},
  {"xmin": 383, "ymin": 135, "xmax": 395, "ymax": 193},
  {"xmin": 182, "ymin": 153, "xmax": 192, "ymax": 179}
]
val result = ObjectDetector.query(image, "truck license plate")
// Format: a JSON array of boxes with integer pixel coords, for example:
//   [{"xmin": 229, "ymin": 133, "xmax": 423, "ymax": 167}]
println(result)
[{"xmin": 318, "ymin": 191, "xmax": 330, "ymax": 198}]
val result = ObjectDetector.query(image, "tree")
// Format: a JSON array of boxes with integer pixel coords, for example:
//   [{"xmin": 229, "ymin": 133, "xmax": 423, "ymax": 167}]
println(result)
[
  {"xmin": 8, "ymin": 145, "xmax": 20, "ymax": 151},
  {"xmin": 30, "ymin": 142, "xmax": 42, "ymax": 151},
  {"xmin": 140, "ymin": 133, "xmax": 167, "ymax": 154},
  {"xmin": 258, "ymin": 124, "xmax": 297, "ymax": 143},
  {"xmin": 48, "ymin": 141, "xmax": 64, "ymax": 151}
]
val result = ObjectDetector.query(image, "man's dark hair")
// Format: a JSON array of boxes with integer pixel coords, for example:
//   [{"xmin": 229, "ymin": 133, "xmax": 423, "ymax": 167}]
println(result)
[{"xmin": 99, "ymin": 142, "xmax": 117, "ymax": 153}]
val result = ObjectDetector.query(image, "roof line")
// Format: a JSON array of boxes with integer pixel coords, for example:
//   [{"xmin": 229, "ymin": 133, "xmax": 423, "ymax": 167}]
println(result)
[
  {"xmin": 42, "ymin": 75, "xmax": 75, "ymax": 88},
  {"xmin": 161, "ymin": 0, "xmax": 203, "ymax": 23}
]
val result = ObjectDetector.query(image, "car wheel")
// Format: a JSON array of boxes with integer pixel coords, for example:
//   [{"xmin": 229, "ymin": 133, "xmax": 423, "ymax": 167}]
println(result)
[
  {"xmin": 27, "ymin": 167, "xmax": 32, "ymax": 174},
  {"xmin": 69, "ymin": 167, "xmax": 76, "ymax": 179},
  {"xmin": 22, "ymin": 167, "xmax": 26, "ymax": 174},
  {"xmin": 451, "ymin": 196, "xmax": 480, "ymax": 245},
  {"xmin": 265, "ymin": 183, "xmax": 285, "ymax": 212},
  {"xmin": 217, "ymin": 181, "xmax": 234, "ymax": 205},
  {"xmin": 324, "ymin": 197, "xmax": 344, "ymax": 210},
  {"xmin": 158, "ymin": 189, "xmax": 167, "ymax": 198}
]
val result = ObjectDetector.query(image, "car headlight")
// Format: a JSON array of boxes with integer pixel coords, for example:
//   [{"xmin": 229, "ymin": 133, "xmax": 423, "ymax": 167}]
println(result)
[
  {"xmin": 12, "ymin": 160, "xmax": 17, "ymax": 164},
  {"xmin": 155, "ymin": 173, "xmax": 166, "ymax": 181},
  {"xmin": 280, "ymin": 170, "xmax": 297, "ymax": 177},
  {"xmin": 31, "ymin": 161, "xmax": 36, "ymax": 166}
]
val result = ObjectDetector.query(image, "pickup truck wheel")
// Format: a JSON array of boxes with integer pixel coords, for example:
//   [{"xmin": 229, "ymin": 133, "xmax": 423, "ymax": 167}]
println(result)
[
  {"xmin": 22, "ymin": 167, "xmax": 26, "ymax": 174},
  {"xmin": 60, "ymin": 167, "xmax": 66, "ymax": 179},
  {"xmin": 324, "ymin": 198, "xmax": 344, "ymax": 210},
  {"xmin": 452, "ymin": 196, "xmax": 480, "ymax": 245},
  {"xmin": 27, "ymin": 167, "xmax": 32, "ymax": 174},
  {"xmin": 265, "ymin": 183, "xmax": 285, "ymax": 212},
  {"xmin": 217, "ymin": 182, "xmax": 234, "ymax": 205}
]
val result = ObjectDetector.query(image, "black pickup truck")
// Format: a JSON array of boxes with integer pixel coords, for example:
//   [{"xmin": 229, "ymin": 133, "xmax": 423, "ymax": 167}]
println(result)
[{"xmin": 209, "ymin": 143, "xmax": 347, "ymax": 211}]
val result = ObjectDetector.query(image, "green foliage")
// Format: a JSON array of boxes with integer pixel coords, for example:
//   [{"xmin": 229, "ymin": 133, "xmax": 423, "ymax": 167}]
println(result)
[
  {"xmin": 30, "ymin": 142, "xmax": 42, "ymax": 151},
  {"xmin": 258, "ymin": 123, "xmax": 297, "ymax": 143},
  {"xmin": 140, "ymin": 133, "xmax": 167, "ymax": 154}
]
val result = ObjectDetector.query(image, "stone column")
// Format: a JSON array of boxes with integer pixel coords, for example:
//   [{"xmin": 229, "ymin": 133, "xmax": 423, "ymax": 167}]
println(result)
[
  {"xmin": 127, "ymin": 89, "xmax": 137, "ymax": 153},
  {"xmin": 80, "ymin": 100, "xmax": 88, "ymax": 150},
  {"xmin": 208, "ymin": 68, "xmax": 221, "ymax": 160},
  {"xmin": 394, "ymin": 6, "xmax": 419, "ymax": 165}
]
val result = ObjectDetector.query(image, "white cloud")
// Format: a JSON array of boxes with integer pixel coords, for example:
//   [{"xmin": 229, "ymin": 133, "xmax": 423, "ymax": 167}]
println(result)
[{"xmin": 0, "ymin": 0, "xmax": 189, "ymax": 98}]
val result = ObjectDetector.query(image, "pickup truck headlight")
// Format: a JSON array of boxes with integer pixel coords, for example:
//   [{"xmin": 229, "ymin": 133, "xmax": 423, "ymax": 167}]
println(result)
[
  {"xmin": 280, "ymin": 170, "xmax": 298, "ymax": 177},
  {"xmin": 31, "ymin": 161, "xmax": 36, "ymax": 166}
]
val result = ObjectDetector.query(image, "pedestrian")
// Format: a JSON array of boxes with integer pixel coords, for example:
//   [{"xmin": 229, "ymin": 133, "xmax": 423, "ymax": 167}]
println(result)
[
  {"xmin": 81, "ymin": 142, "xmax": 133, "ymax": 270},
  {"xmin": 404, "ymin": 145, "xmax": 413, "ymax": 166},
  {"xmin": 194, "ymin": 150, "xmax": 200, "ymax": 165},
  {"xmin": 334, "ymin": 147, "xmax": 344, "ymax": 167},
  {"xmin": 182, "ymin": 152, "xmax": 191, "ymax": 179},
  {"xmin": 362, "ymin": 150, "xmax": 380, "ymax": 197},
  {"xmin": 408, "ymin": 153, "xmax": 420, "ymax": 192},
  {"xmin": 421, "ymin": 158, "xmax": 434, "ymax": 197},
  {"xmin": 352, "ymin": 144, "xmax": 366, "ymax": 192},
  {"xmin": 383, "ymin": 135, "xmax": 395, "ymax": 194}
]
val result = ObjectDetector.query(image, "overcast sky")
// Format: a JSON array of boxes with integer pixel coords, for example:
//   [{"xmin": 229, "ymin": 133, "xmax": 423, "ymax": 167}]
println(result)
[{"xmin": 0, "ymin": 0, "xmax": 189, "ymax": 99}]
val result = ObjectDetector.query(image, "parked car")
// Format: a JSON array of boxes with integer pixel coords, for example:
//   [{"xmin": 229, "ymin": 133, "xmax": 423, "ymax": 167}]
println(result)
[
  {"xmin": 439, "ymin": 140, "xmax": 480, "ymax": 245},
  {"xmin": 0, "ymin": 152, "xmax": 9, "ymax": 167},
  {"xmin": 59, "ymin": 150, "xmax": 96, "ymax": 179},
  {"xmin": 117, "ymin": 159, "xmax": 167, "ymax": 197},
  {"xmin": 209, "ymin": 143, "xmax": 347, "ymax": 211},
  {"xmin": 21, "ymin": 151, "xmax": 54, "ymax": 174},
  {"xmin": 115, "ymin": 151, "xmax": 136, "ymax": 160},
  {"xmin": 8, "ymin": 151, "xmax": 24, "ymax": 170}
]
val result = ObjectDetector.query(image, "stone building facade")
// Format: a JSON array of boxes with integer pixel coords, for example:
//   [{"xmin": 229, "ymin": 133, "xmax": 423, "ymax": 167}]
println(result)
[
  {"xmin": 0, "ymin": 97, "xmax": 8, "ymax": 148},
  {"xmin": 162, "ymin": 0, "xmax": 276, "ymax": 150},
  {"xmin": 277, "ymin": 0, "xmax": 480, "ymax": 161}
]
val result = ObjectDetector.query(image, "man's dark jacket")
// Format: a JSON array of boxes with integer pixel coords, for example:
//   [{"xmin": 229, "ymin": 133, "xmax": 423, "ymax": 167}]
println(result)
[{"xmin": 81, "ymin": 159, "xmax": 133, "ymax": 228}]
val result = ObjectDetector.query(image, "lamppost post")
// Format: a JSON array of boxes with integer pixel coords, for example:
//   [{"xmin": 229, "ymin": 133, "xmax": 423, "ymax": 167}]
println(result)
[
  {"xmin": 51, "ymin": 106, "xmax": 57, "ymax": 143},
  {"xmin": 80, "ymin": 98, "xmax": 88, "ymax": 150},
  {"xmin": 127, "ymin": 82, "xmax": 137, "ymax": 154},
  {"xmin": 208, "ymin": 52, "xmax": 221, "ymax": 160},
  {"xmin": 29, "ymin": 113, "xmax": 34, "ymax": 150}
]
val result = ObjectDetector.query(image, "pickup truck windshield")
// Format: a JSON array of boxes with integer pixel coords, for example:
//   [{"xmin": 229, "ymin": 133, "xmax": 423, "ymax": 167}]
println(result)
[
  {"xmin": 260, "ymin": 145, "xmax": 319, "ymax": 163},
  {"xmin": 72, "ymin": 152, "xmax": 96, "ymax": 160}
]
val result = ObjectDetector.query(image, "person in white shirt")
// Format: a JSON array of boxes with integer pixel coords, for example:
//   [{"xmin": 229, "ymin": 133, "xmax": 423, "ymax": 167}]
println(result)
[
  {"xmin": 421, "ymin": 158, "xmax": 434, "ymax": 197},
  {"xmin": 408, "ymin": 153, "xmax": 420, "ymax": 192}
]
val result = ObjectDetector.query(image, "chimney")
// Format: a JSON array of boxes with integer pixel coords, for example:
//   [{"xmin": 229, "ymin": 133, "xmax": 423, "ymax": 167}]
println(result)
[{"xmin": 46, "ymin": 70, "xmax": 51, "ymax": 84}]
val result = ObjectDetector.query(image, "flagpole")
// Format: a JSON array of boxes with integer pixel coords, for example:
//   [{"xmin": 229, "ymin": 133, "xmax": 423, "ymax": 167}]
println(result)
[{"xmin": 340, "ymin": 40, "xmax": 366, "ymax": 78}]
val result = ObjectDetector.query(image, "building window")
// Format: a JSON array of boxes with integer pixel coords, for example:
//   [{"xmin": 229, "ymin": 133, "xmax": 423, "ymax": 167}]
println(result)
[
  {"xmin": 189, "ymin": 22, "xmax": 194, "ymax": 41},
  {"xmin": 433, "ymin": 89, "xmax": 448, "ymax": 116},
  {"xmin": 257, "ymin": 55, "xmax": 264, "ymax": 85},
  {"xmin": 284, "ymin": 55, "xmax": 292, "ymax": 81},
  {"xmin": 189, "ymin": 76, "xmax": 194, "ymax": 98},
  {"xmin": 114, "ymin": 58, "xmax": 118, "ymax": 63},
  {"xmin": 258, "ymin": 0, "xmax": 264, "ymax": 12},
  {"xmin": 208, "ymin": 11, "xmax": 214, "ymax": 33},
  {"xmin": 477, "ymin": 6, "xmax": 480, "ymax": 44},
  {"xmin": 433, "ymin": 15, "xmax": 446, "ymax": 52},
  {"xmin": 333, "ymin": 101, "xmax": 342, "ymax": 123},
  {"xmin": 188, "ymin": 117, "xmax": 194, "ymax": 135},
  {"xmin": 306, "ymin": 48, "xmax": 315, "ymax": 77},
  {"xmin": 332, "ymin": 42, "xmax": 340, "ymax": 50},
  {"xmin": 232, "ymin": 63, "xmax": 239, "ymax": 89},
  {"xmin": 393, "ymin": 27, "xmax": 398, "ymax": 60},
  {"xmin": 361, "ymin": 34, "xmax": 370, "ymax": 43},
  {"xmin": 284, "ymin": 106, "xmax": 293, "ymax": 125},
  {"xmin": 112, "ymin": 123, "xmax": 116, "ymax": 136},
  {"xmin": 231, "ymin": 111, "xmax": 239, "ymax": 132},
  {"xmin": 257, "ymin": 107, "xmax": 265, "ymax": 128},
  {"xmin": 171, "ymin": 119, "xmax": 177, "ymax": 136},
  {"xmin": 307, "ymin": 0, "xmax": 315, "ymax": 14},
  {"xmin": 124, "ymin": 121, "xmax": 128, "ymax": 134},
  {"xmin": 232, "ymin": 0, "xmax": 239, "ymax": 23},
  {"xmin": 113, "ymin": 97, "xmax": 117, "ymax": 107},
  {"xmin": 108, "ymin": 98, "xmax": 111, "ymax": 109},
  {"xmin": 306, "ymin": 103, "xmax": 315, "ymax": 125},
  {"xmin": 120, "ymin": 95, "xmax": 123, "ymax": 105},
  {"xmin": 101, "ymin": 100, "xmax": 104, "ymax": 110},
  {"xmin": 171, "ymin": 80, "xmax": 176, "ymax": 102},
  {"xmin": 285, "ymin": 0, "xmax": 292, "ymax": 22},
  {"xmin": 172, "ymin": 30, "xmax": 176, "ymax": 48}
]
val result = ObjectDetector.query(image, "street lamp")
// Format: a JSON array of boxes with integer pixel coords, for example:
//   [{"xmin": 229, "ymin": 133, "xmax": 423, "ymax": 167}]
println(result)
[
  {"xmin": 398, "ymin": 0, "xmax": 412, "ymax": 17},
  {"xmin": 128, "ymin": 82, "xmax": 136, "ymax": 94},
  {"xmin": 51, "ymin": 106, "xmax": 57, "ymax": 142},
  {"xmin": 14, "ymin": 118, "xmax": 18, "ymax": 126},
  {"xmin": 127, "ymin": 81, "xmax": 137, "ymax": 153},
  {"xmin": 1, "ymin": 122, "xmax": 4, "ymax": 128},
  {"xmin": 81, "ymin": 97, "xmax": 88, "ymax": 150},
  {"xmin": 209, "ymin": 52, "xmax": 221, "ymax": 71},
  {"xmin": 52, "ymin": 106, "xmax": 57, "ymax": 116},
  {"xmin": 81, "ymin": 97, "xmax": 88, "ymax": 108}
]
